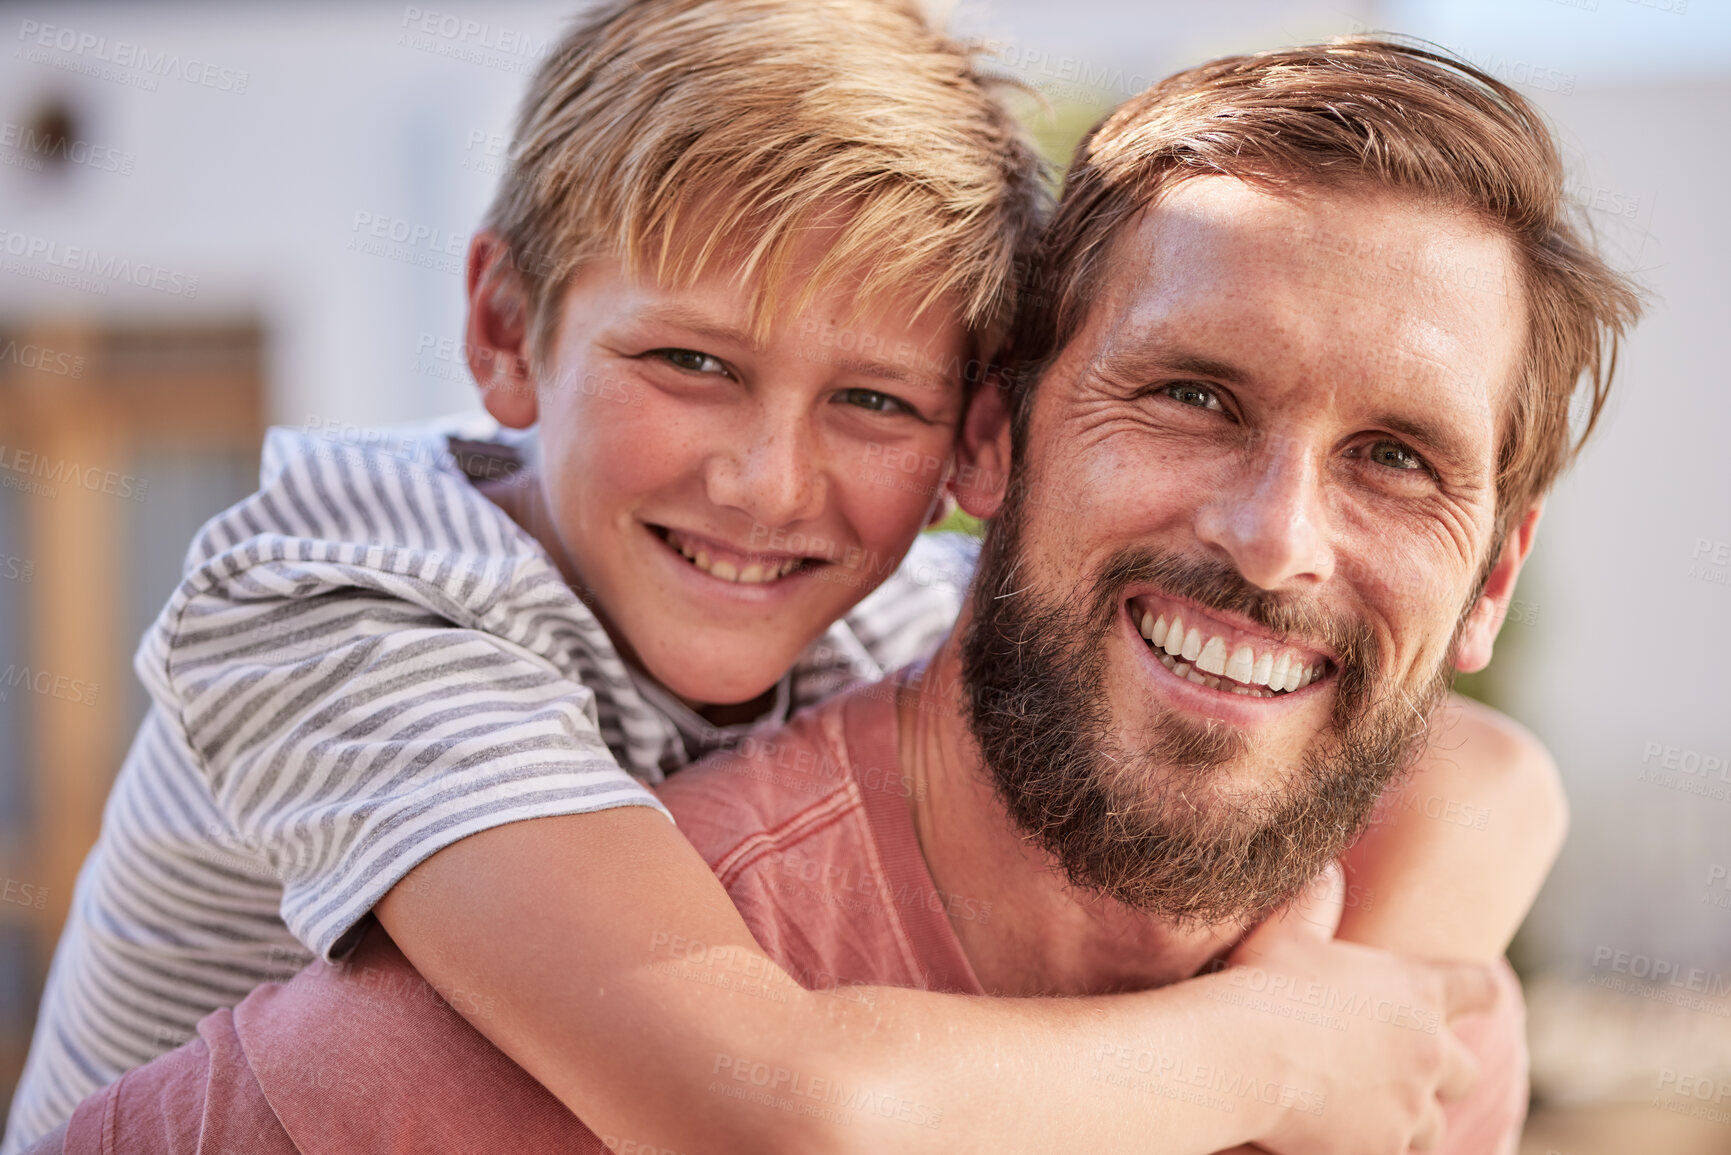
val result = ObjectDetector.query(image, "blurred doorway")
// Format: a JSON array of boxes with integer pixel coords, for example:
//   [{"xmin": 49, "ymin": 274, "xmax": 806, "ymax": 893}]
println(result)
[{"xmin": 0, "ymin": 320, "xmax": 264, "ymax": 1113}]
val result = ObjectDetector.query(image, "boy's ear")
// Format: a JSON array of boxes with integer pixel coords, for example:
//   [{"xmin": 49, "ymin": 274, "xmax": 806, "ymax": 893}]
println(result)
[
  {"xmin": 465, "ymin": 231, "xmax": 538, "ymax": 429},
  {"xmin": 953, "ymin": 377, "xmax": 1014, "ymax": 519},
  {"xmin": 1455, "ymin": 500, "xmax": 1544, "ymax": 673}
]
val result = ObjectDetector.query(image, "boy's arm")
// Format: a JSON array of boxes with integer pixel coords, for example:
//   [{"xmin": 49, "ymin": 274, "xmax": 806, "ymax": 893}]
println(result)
[
  {"xmin": 377, "ymin": 807, "xmax": 1496, "ymax": 1155},
  {"xmin": 1339, "ymin": 692, "xmax": 1570, "ymax": 960},
  {"xmin": 1334, "ymin": 692, "xmax": 1566, "ymax": 1155}
]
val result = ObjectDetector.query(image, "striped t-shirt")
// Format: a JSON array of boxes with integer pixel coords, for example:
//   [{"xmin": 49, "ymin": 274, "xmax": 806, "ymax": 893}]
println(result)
[{"xmin": 2, "ymin": 418, "xmax": 976, "ymax": 1153}]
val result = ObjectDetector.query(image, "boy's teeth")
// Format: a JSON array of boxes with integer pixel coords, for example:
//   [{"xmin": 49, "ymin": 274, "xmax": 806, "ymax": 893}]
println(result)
[
  {"xmin": 673, "ymin": 534, "xmax": 802, "ymax": 584},
  {"xmin": 1135, "ymin": 604, "xmax": 1328, "ymax": 697}
]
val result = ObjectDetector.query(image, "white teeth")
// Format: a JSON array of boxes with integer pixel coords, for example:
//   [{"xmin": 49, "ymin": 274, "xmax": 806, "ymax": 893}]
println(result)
[
  {"xmin": 1225, "ymin": 644, "xmax": 1255, "ymax": 684},
  {"xmin": 1181, "ymin": 627, "xmax": 1203, "ymax": 663},
  {"xmin": 1134, "ymin": 601, "xmax": 1328, "ymax": 698},
  {"xmin": 1271, "ymin": 652, "xmax": 1292, "ymax": 691},
  {"xmin": 1196, "ymin": 636, "xmax": 1229, "ymax": 676}
]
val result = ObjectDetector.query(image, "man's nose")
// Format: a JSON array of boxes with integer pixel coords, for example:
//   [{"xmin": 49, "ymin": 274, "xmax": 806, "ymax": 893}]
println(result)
[
  {"xmin": 1193, "ymin": 438, "xmax": 1335, "ymax": 591},
  {"xmin": 704, "ymin": 404, "xmax": 826, "ymax": 529}
]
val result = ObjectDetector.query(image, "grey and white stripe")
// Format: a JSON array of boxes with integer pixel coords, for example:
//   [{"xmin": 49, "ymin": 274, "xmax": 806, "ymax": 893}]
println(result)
[{"xmin": 3, "ymin": 419, "xmax": 973, "ymax": 1151}]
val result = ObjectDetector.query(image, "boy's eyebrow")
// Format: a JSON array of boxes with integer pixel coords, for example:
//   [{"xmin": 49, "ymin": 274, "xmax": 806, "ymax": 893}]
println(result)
[
  {"xmin": 632, "ymin": 303, "xmax": 762, "ymax": 352},
  {"xmin": 635, "ymin": 302, "xmax": 957, "ymax": 394}
]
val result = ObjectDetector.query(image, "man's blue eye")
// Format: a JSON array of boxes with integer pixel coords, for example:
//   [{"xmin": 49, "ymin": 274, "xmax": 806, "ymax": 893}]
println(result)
[
  {"xmin": 656, "ymin": 349, "xmax": 727, "ymax": 375},
  {"xmin": 1164, "ymin": 382, "xmax": 1221, "ymax": 410},
  {"xmin": 838, "ymin": 388, "xmax": 911, "ymax": 416}
]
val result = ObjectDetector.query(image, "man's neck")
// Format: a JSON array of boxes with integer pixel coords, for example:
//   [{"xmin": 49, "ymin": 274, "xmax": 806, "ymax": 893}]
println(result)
[{"xmin": 895, "ymin": 616, "xmax": 1244, "ymax": 997}]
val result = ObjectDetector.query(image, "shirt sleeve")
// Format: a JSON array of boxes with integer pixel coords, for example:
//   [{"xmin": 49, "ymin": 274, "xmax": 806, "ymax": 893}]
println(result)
[{"xmin": 152, "ymin": 566, "xmax": 667, "ymax": 961}]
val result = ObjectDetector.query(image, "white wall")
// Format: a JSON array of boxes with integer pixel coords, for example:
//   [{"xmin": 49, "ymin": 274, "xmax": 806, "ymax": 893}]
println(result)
[{"xmin": 1385, "ymin": 0, "xmax": 1731, "ymax": 977}]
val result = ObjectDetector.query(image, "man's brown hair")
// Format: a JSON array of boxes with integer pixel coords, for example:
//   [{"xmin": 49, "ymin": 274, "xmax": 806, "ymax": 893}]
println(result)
[
  {"xmin": 1010, "ymin": 37, "xmax": 1642, "ymax": 529},
  {"xmin": 483, "ymin": 0, "xmax": 1048, "ymax": 369}
]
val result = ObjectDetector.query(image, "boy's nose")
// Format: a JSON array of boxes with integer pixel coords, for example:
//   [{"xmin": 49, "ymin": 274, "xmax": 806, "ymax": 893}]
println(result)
[
  {"xmin": 1192, "ymin": 438, "xmax": 1335, "ymax": 592},
  {"xmin": 704, "ymin": 409, "xmax": 827, "ymax": 530}
]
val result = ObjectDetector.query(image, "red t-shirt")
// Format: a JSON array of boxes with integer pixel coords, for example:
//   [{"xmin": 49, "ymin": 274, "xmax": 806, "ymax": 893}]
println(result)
[{"xmin": 31, "ymin": 681, "xmax": 1527, "ymax": 1154}]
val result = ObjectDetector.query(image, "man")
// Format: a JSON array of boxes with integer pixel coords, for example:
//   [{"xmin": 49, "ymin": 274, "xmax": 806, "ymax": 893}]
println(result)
[{"xmin": 29, "ymin": 37, "xmax": 1636, "ymax": 1155}]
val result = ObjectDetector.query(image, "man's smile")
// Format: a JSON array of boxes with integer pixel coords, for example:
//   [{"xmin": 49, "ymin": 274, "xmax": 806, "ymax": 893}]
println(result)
[{"xmin": 1124, "ymin": 592, "xmax": 1335, "ymax": 700}]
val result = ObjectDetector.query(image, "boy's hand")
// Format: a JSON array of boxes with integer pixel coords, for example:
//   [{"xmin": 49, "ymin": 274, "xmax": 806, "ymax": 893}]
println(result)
[{"xmin": 1227, "ymin": 866, "xmax": 1499, "ymax": 1155}]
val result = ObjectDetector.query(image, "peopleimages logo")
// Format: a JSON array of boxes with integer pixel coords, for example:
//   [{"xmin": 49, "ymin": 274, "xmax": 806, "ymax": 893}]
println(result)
[
  {"xmin": 0, "ymin": 120, "xmax": 135, "ymax": 176},
  {"xmin": 0, "ymin": 443, "xmax": 150, "ymax": 502},
  {"xmin": 16, "ymin": 20, "xmax": 250, "ymax": 94},
  {"xmin": 1591, "ymin": 945, "xmax": 1731, "ymax": 997},
  {"xmin": 0, "ymin": 228, "xmax": 199, "ymax": 298}
]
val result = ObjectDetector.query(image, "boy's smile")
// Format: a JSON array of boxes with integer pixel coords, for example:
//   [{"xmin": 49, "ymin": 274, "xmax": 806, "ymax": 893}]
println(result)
[{"xmin": 469, "ymin": 234, "xmax": 970, "ymax": 712}]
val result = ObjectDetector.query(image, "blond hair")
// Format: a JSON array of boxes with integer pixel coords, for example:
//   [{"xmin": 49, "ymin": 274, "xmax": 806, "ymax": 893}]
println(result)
[
  {"xmin": 483, "ymin": 0, "xmax": 1048, "ymax": 367},
  {"xmin": 1013, "ymin": 37, "xmax": 1642, "ymax": 531}
]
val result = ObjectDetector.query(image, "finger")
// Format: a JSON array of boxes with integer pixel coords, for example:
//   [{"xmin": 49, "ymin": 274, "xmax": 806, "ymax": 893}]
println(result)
[
  {"xmin": 1234, "ymin": 863, "xmax": 1346, "ymax": 961},
  {"xmin": 1435, "ymin": 1032, "xmax": 1481, "ymax": 1102},
  {"xmin": 1434, "ymin": 958, "xmax": 1500, "ymax": 1020},
  {"xmin": 1407, "ymin": 1099, "xmax": 1446, "ymax": 1152},
  {"xmin": 1288, "ymin": 860, "xmax": 1346, "ymax": 939}
]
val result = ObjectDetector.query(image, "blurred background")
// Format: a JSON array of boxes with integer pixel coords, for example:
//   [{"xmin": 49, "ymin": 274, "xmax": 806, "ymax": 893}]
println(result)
[{"xmin": 0, "ymin": 1, "xmax": 1726, "ymax": 1150}]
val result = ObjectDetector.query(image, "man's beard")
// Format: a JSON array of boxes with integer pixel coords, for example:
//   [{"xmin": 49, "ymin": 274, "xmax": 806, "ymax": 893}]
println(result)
[{"xmin": 959, "ymin": 480, "xmax": 1464, "ymax": 927}]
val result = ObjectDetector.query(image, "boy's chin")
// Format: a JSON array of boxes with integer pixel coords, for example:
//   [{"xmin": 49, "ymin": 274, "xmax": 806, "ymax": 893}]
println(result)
[{"xmin": 643, "ymin": 649, "xmax": 793, "ymax": 718}]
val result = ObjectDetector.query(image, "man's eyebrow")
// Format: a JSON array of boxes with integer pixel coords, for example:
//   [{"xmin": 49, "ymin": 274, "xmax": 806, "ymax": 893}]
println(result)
[{"xmin": 1089, "ymin": 332, "xmax": 1254, "ymax": 388}]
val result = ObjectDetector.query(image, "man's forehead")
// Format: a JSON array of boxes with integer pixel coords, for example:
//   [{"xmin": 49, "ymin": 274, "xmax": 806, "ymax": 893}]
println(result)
[{"xmin": 1073, "ymin": 178, "xmax": 1522, "ymax": 430}]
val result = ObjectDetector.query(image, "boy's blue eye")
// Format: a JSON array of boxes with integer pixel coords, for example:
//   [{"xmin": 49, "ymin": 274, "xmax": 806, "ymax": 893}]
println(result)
[
  {"xmin": 836, "ymin": 388, "xmax": 914, "ymax": 417},
  {"xmin": 654, "ymin": 348, "xmax": 728, "ymax": 375}
]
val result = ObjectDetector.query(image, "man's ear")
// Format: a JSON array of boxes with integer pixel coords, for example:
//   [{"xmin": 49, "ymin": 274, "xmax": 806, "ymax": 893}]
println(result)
[
  {"xmin": 1455, "ymin": 501, "xmax": 1544, "ymax": 673},
  {"xmin": 465, "ymin": 230, "xmax": 538, "ymax": 429},
  {"xmin": 952, "ymin": 377, "xmax": 1014, "ymax": 520}
]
